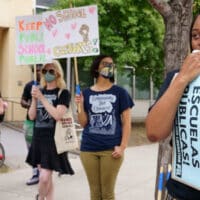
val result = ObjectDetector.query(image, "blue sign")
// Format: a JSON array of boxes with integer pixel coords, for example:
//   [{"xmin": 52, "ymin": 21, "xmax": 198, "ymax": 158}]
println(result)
[{"xmin": 172, "ymin": 75, "xmax": 200, "ymax": 190}]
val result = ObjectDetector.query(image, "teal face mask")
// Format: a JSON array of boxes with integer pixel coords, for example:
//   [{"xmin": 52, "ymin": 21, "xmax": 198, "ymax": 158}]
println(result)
[{"xmin": 44, "ymin": 72, "xmax": 56, "ymax": 82}]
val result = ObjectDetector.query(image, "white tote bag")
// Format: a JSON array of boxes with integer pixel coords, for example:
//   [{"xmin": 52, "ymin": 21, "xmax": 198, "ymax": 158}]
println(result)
[
  {"xmin": 54, "ymin": 108, "xmax": 79, "ymax": 154},
  {"xmin": 54, "ymin": 90, "xmax": 79, "ymax": 154}
]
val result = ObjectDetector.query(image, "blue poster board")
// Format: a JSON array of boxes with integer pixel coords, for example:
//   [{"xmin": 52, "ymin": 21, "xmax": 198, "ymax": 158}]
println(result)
[{"xmin": 172, "ymin": 76, "xmax": 200, "ymax": 190}]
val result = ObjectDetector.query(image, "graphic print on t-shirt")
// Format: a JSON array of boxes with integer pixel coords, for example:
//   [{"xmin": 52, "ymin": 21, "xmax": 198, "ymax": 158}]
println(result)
[
  {"xmin": 89, "ymin": 94, "xmax": 116, "ymax": 135},
  {"xmin": 35, "ymin": 94, "xmax": 57, "ymax": 128}
]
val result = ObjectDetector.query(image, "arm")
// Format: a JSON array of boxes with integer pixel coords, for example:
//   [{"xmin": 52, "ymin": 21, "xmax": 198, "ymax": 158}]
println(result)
[
  {"xmin": 146, "ymin": 52, "xmax": 200, "ymax": 142},
  {"xmin": 28, "ymin": 97, "xmax": 37, "ymax": 120},
  {"xmin": 20, "ymin": 98, "xmax": 31, "ymax": 109},
  {"xmin": 120, "ymin": 108, "xmax": 132, "ymax": 149},
  {"xmin": 30, "ymin": 86, "xmax": 67, "ymax": 121},
  {"xmin": 39, "ymin": 95, "xmax": 66, "ymax": 121},
  {"xmin": 112, "ymin": 108, "xmax": 132, "ymax": 158},
  {"xmin": 20, "ymin": 83, "xmax": 31, "ymax": 109},
  {"xmin": 0, "ymin": 98, "xmax": 4, "ymax": 114},
  {"xmin": 145, "ymin": 75, "xmax": 187, "ymax": 142},
  {"xmin": 75, "ymin": 94, "xmax": 88, "ymax": 127}
]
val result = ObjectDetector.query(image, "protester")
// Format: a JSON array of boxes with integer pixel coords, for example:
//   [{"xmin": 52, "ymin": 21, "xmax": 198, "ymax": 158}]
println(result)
[
  {"xmin": 146, "ymin": 14, "xmax": 200, "ymax": 200},
  {"xmin": 0, "ymin": 92, "xmax": 8, "ymax": 122},
  {"xmin": 21, "ymin": 64, "xmax": 42, "ymax": 185},
  {"xmin": 75, "ymin": 55, "xmax": 134, "ymax": 200},
  {"xmin": 26, "ymin": 60, "xmax": 74, "ymax": 200}
]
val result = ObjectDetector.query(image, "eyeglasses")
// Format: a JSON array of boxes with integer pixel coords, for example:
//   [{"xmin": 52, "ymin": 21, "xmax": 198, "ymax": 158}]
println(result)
[
  {"xmin": 101, "ymin": 62, "xmax": 116, "ymax": 68},
  {"xmin": 42, "ymin": 69, "xmax": 55, "ymax": 75}
]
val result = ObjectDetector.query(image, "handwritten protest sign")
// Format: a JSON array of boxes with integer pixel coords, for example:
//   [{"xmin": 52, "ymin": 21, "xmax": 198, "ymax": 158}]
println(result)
[
  {"xmin": 15, "ymin": 15, "xmax": 49, "ymax": 65},
  {"xmin": 172, "ymin": 76, "xmax": 200, "ymax": 190},
  {"xmin": 42, "ymin": 5, "xmax": 99, "ymax": 59}
]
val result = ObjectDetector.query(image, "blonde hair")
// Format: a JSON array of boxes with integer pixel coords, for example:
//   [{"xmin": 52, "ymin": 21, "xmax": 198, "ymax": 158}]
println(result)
[{"xmin": 40, "ymin": 60, "xmax": 66, "ymax": 89}]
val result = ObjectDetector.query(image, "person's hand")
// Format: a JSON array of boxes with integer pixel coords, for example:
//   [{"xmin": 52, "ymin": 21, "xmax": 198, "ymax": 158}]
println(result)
[
  {"xmin": 112, "ymin": 146, "xmax": 124, "ymax": 159},
  {"xmin": 31, "ymin": 85, "xmax": 43, "ymax": 100},
  {"xmin": 0, "ymin": 98, "xmax": 7, "ymax": 110},
  {"xmin": 3, "ymin": 101, "xmax": 8, "ymax": 109},
  {"xmin": 75, "ymin": 93, "xmax": 84, "ymax": 105},
  {"xmin": 178, "ymin": 51, "xmax": 200, "ymax": 84}
]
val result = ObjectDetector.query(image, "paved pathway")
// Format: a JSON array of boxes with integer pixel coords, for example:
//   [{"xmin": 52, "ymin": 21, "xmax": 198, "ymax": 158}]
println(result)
[{"xmin": 0, "ymin": 124, "xmax": 158, "ymax": 200}]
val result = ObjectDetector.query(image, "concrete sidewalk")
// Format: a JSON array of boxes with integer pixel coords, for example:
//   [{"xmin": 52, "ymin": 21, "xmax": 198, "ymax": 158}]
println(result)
[{"xmin": 0, "ymin": 125, "xmax": 158, "ymax": 200}]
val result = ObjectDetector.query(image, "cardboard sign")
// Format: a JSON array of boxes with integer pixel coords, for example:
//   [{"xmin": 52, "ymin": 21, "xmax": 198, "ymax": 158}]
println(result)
[
  {"xmin": 42, "ymin": 5, "xmax": 99, "ymax": 59},
  {"xmin": 15, "ymin": 15, "xmax": 49, "ymax": 65},
  {"xmin": 172, "ymin": 76, "xmax": 200, "ymax": 190}
]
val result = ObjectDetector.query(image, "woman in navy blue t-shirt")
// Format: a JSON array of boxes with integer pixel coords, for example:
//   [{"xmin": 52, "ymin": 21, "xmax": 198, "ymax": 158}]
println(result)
[{"xmin": 75, "ymin": 55, "xmax": 134, "ymax": 200}]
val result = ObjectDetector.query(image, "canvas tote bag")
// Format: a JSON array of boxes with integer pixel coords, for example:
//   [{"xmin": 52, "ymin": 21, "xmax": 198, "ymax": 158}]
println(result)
[{"xmin": 54, "ymin": 90, "xmax": 79, "ymax": 154}]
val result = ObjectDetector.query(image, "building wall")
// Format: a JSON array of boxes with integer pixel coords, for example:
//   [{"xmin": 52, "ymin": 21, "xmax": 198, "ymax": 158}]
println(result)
[{"xmin": 0, "ymin": 0, "xmax": 33, "ymax": 121}]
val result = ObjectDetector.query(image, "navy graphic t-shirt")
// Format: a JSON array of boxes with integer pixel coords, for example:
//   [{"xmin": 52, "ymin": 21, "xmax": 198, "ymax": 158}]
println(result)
[
  {"xmin": 34, "ymin": 88, "xmax": 71, "ymax": 139},
  {"xmin": 81, "ymin": 85, "xmax": 134, "ymax": 151}
]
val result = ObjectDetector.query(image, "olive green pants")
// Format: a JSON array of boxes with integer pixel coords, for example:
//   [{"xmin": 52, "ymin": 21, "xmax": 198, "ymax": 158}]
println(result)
[{"xmin": 80, "ymin": 150, "xmax": 124, "ymax": 200}]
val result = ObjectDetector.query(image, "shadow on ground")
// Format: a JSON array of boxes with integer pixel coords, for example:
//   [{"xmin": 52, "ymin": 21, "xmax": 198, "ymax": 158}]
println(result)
[{"xmin": 128, "ymin": 122, "xmax": 151, "ymax": 147}]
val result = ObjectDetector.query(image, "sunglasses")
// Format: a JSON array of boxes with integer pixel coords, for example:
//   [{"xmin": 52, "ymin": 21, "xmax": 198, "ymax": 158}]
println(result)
[
  {"xmin": 42, "ymin": 69, "xmax": 55, "ymax": 75},
  {"xmin": 101, "ymin": 62, "xmax": 115, "ymax": 68}
]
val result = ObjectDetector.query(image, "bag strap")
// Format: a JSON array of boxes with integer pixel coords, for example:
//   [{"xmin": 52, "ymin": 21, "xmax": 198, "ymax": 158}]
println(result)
[
  {"xmin": 58, "ymin": 89, "xmax": 63, "ymax": 98},
  {"xmin": 58, "ymin": 89, "xmax": 72, "ymax": 111}
]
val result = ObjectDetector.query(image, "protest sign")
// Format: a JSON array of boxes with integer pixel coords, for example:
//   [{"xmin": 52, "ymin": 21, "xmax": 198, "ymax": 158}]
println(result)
[
  {"xmin": 172, "ymin": 76, "xmax": 200, "ymax": 190},
  {"xmin": 15, "ymin": 15, "xmax": 49, "ymax": 65},
  {"xmin": 42, "ymin": 5, "xmax": 99, "ymax": 59}
]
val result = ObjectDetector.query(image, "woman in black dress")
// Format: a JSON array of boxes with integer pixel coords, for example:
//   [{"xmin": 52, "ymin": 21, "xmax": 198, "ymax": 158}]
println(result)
[{"xmin": 26, "ymin": 60, "xmax": 74, "ymax": 200}]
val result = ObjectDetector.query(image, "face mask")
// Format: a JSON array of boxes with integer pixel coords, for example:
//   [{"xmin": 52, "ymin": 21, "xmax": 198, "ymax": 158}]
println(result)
[
  {"xmin": 99, "ymin": 66, "xmax": 114, "ymax": 79},
  {"xmin": 44, "ymin": 72, "xmax": 56, "ymax": 82}
]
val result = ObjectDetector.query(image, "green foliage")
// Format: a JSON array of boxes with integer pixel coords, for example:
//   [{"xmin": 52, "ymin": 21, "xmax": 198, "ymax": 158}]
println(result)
[
  {"xmin": 193, "ymin": 0, "xmax": 200, "ymax": 17},
  {"xmin": 52, "ymin": 0, "xmax": 165, "ymax": 89}
]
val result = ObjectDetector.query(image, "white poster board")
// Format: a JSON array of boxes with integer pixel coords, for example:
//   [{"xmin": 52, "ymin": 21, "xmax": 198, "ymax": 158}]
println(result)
[
  {"xmin": 172, "ymin": 76, "xmax": 200, "ymax": 190},
  {"xmin": 42, "ymin": 5, "xmax": 99, "ymax": 59},
  {"xmin": 15, "ymin": 15, "xmax": 49, "ymax": 65}
]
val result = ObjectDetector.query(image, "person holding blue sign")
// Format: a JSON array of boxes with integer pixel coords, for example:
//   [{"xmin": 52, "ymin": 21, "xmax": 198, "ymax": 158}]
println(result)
[
  {"xmin": 26, "ymin": 60, "xmax": 74, "ymax": 200},
  {"xmin": 21, "ymin": 64, "xmax": 42, "ymax": 186},
  {"xmin": 146, "ymin": 14, "xmax": 200, "ymax": 200},
  {"xmin": 75, "ymin": 55, "xmax": 134, "ymax": 200}
]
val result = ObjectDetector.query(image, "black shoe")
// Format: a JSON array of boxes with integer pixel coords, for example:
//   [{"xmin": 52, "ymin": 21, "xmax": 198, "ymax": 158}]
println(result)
[
  {"xmin": 35, "ymin": 194, "xmax": 39, "ymax": 200},
  {"xmin": 35, "ymin": 194, "xmax": 44, "ymax": 200},
  {"xmin": 26, "ymin": 175, "xmax": 39, "ymax": 185}
]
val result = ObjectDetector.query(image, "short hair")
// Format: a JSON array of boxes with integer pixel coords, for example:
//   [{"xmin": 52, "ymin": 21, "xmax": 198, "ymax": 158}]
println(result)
[
  {"xmin": 90, "ymin": 54, "xmax": 115, "ymax": 82},
  {"xmin": 31, "ymin": 64, "xmax": 42, "ymax": 73}
]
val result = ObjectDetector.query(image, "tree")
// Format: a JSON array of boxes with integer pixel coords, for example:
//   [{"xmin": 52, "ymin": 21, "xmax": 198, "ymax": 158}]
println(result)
[
  {"xmin": 53, "ymin": 0, "xmax": 165, "ymax": 89},
  {"xmin": 147, "ymin": 0, "xmax": 193, "ymax": 199}
]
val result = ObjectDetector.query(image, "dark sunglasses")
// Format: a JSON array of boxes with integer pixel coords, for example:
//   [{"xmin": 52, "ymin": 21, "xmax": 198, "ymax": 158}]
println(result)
[
  {"xmin": 42, "ymin": 69, "xmax": 55, "ymax": 75},
  {"xmin": 101, "ymin": 62, "xmax": 115, "ymax": 68}
]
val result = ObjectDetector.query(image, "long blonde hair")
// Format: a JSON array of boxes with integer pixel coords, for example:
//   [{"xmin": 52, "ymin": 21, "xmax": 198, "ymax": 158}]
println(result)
[{"xmin": 40, "ymin": 60, "xmax": 66, "ymax": 89}]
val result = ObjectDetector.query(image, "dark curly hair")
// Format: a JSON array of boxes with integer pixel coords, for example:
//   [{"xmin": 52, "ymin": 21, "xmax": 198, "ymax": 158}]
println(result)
[
  {"xmin": 90, "ymin": 54, "xmax": 115, "ymax": 82},
  {"xmin": 190, "ymin": 14, "xmax": 200, "ymax": 51}
]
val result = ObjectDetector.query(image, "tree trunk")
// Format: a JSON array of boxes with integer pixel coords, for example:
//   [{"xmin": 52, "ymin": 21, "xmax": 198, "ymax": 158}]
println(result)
[{"xmin": 147, "ymin": 0, "xmax": 193, "ymax": 199}]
